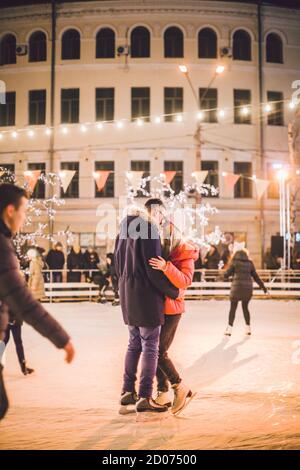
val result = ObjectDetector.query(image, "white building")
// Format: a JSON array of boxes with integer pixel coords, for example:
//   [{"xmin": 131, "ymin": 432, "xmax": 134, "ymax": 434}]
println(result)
[{"xmin": 0, "ymin": 0, "xmax": 300, "ymax": 265}]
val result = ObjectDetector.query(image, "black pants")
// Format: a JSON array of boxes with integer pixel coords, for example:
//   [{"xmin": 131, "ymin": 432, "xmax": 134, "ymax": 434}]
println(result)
[
  {"xmin": 4, "ymin": 323, "xmax": 25, "ymax": 365},
  {"xmin": 156, "ymin": 314, "xmax": 182, "ymax": 392},
  {"xmin": 228, "ymin": 299, "xmax": 251, "ymax": 326},
  {"xmin": 0, "ymin": 364, "xmax": 9, "ymax": 420}
]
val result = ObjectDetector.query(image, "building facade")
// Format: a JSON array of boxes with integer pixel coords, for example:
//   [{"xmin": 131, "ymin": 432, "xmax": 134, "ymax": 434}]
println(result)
[{"xmin": 1, "ymin": 0, "xmax": 300, "ymax": 264}]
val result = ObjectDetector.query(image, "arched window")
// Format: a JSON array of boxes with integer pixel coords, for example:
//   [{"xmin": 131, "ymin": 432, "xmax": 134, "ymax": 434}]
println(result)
[
  {"xmin": 266, "ymin": 33, "xmax": 283, "ymax": 63},
  {"xmin": 130, "ymin": 26, "xmax": 150, "ymax": 58},
  {"xmin": 29, "ymin": 31, "xmax": 47, "ymax": 62},
  {"xmin": 164, "ymin": 26, "xmax": 184, "ymax": 58},
  {"xmin": 61, "ymin": 29, "xmax": 80, "ymax": 60},
  {"xmin": 0, "ymin": 34, "xmax": 16, "ymax": 65},
  {"xmin": 198, "ymin": 28, "xmax": 217, "ymax": 58},
  {"xmin": 96, "ymin": 28, "xmax": 115, "ymax": 58},
  {"xmin": 233, "ymin": 29, "xmax": 251, "ymax": 61}
]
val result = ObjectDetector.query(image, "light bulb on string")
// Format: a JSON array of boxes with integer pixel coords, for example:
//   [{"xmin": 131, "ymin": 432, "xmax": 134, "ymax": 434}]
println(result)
[
  {"xmin": 45, "ymin": 127, "xmax": 51, "ymax": 136},
  {"xmin": 80, "ymin": 124, "xmax": 87, "ymax": 133},
  {"xmin": 264, "ymin": 103, "xmax": 272, "ymax": 113},
  {"xmin": 27, "ymin": 129, "xmax": 35, "ymax": 138},
  {"xmin": 154, "ymin": 116, "xmax": 161, "ymax": 124},
  {"xmin": 116, "ymin": 121, "xmax": 124, "ymax": 129},
  {"xmin": 96, "ymin": 122, "xmax": 103, "ymax": 129},
  {"xmin": 11, "ymin": 131, "xmax": 18, "ymax": 139},
  {"xmin": 61, "ymin": 126, "xmax": 68, "ymax": 134}
]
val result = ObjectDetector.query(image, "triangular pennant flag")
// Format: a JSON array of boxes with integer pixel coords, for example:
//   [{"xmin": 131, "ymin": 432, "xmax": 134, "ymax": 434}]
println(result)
[
  {"xmin": 254, "ymin": 178, "xmax": 270, "ymax": 199},
  {"xmin": 163, "ymin": 171, "xmax": 177, "ymax": 185},
  {"xmin": 24, "ymin": 170, "xmax": 41, "ymax": 192},
  {"xmin": 192, "ymin": 170, "xmax": 208, "ymax": 186},
  {"xmin": 126, "ymin": 171, "xmax": 144, "ymax": 191},
  {"xmin": 0, "ymin": 171, "xmax": 5, "ymax": 177},
  {"xmin": 59, "ymin": 170, "xmax": 76, "ymax": 193},
  {"xmin": 93, "ymin": 171, "xmax": 111, "ymax": 191},
  {"xmin": 222, "ymin": 172, "xmax": 240, "ymax": 190}
]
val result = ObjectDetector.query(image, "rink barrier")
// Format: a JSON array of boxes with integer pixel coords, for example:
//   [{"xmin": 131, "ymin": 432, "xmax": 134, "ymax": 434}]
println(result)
[{"xmin": 34, "ymin": 269, "xmax": 300, "ymax": 302}]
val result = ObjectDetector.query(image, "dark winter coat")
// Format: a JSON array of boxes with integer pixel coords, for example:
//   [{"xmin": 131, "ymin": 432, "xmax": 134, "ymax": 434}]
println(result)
[
  {"xmin": 83, "ymin": 250, "xmax": 100, "ymax": 270},
  {"xmin": 204, "ymin": 247, "xmax": 220, "ymax": 269},
  {"xmin": 114, "ymin": 213, "xmax": 179, "ymax": 327},
  {"xmin": 46, "ymin": 249, "xmax": 65, "ymax": 270},
  {"xmin": 67, "ymin": 249, "xmax": 85, "ymax": 282},
  {"xmin": 224, "ymin": 250, "xmax": 266, "ymax": 301},
  {"xmin": 0, "ymin": 219, "xmax": 70, "ymax": 348}
]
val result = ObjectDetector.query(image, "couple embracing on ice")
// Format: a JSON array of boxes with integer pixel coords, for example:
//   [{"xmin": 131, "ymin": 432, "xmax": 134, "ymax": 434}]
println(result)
[{"xmin": 114, "ymin": 198, "xmax": 199, "ymax": 418}]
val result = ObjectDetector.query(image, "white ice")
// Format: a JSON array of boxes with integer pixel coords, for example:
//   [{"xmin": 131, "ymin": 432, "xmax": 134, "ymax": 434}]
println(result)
[{"xmin": 1, "ymin": 299, "xmax": 300, "ymax": 450}]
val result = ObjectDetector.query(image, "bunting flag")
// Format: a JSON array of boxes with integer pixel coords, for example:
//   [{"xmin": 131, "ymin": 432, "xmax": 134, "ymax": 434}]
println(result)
[
  {"xmin": 163, "ymin": 171, "xmax": 177, "ymax": 185},
  {"xmin": 23, "ymin": 170, "xmax": 41, "ymax": 192},
  {"xmin": 253, "ymin": 178, "xmax": 270, "ymax": 199},
  {"xmin": 59, "ymin": 170, "xmax": 76, "ymax": 193},
  {"xmin": 192, "ymin": 170, "xmax": 208, "ymax": 186},
  {"xmin": 93, "ymin": 170, "xmax": 111, "ymax": 191},
  {"xmin": 222, "ymin": 172, "xmax": 240, "ymax": 190},
  {"xmin": 0, "ymin": 171, "xmax": 5, "ymax": 177},
  {"xmin": 126, "ymin": 171, "xmax": 144, "ymax": 191}
]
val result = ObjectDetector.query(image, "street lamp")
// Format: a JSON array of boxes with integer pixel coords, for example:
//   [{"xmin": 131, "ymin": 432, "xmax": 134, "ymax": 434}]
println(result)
[{"xmin": 178, "ymin": 64, "xmax": 225, "ymax": 173}]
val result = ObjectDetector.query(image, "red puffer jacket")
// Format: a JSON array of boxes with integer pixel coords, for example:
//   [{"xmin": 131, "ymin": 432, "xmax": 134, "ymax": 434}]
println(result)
[{"xmin": 163, "ymin": 242, "xmax": 199, "ymax": 315}]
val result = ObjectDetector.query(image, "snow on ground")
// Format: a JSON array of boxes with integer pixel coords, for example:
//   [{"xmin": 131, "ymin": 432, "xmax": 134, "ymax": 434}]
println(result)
[{"xmin": 1, "ymin": 299, "xmax": 300, "ymax": 450}]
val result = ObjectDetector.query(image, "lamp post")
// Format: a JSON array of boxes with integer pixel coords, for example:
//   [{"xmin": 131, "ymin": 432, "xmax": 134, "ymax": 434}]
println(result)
[{"xmin": 178, "ymin": 64, "xmax": 225, "ymax": 173}]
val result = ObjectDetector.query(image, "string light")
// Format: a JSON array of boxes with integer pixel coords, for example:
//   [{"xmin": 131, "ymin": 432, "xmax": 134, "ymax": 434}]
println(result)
[
  {"xmin": 241, "ymin": 106, "xmax": 250, "ymax": 116},
  {"xmin": 0, "ymin": 98, "xmax": 297, "ymax": 141},
  {"xmin": 264, "ymin": 103, "xmax": 272, "ymax": 113}
]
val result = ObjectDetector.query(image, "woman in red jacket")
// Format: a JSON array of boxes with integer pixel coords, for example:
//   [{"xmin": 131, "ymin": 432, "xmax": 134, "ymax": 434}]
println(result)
[{"xmin": 149, "ymin": 223, "xmax": 199, "ymax": 415}]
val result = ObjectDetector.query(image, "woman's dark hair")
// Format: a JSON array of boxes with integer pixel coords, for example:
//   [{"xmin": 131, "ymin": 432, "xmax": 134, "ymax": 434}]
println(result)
[
  {"xmin": 232, "ymin": 249, "xmax": 249, "ymax": 261},
  {"xmin": 0, "ymin": 183, "xmax": 29, "ymax": 216}
]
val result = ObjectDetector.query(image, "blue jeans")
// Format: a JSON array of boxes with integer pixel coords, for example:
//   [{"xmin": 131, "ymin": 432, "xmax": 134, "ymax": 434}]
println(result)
[{"xmin": 122, "ymin": 325, "xmax": 161, "ymax": 399}]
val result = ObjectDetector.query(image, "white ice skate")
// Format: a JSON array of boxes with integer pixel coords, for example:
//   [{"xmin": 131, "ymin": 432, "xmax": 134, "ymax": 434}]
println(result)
[
  {"xmin": 224, "ymin": 325, "xmax": 232, "ymax": 336},
  {"xmin": 171, "ymin": 382, "xmax": 196, "ymax": 416},
  {"xmin": 155, "ymin": 390, "xmax": 173, "ymax": 408},
  {"xmin": 245, "ymin": 325, "xmax": 251, "ymax": 336}
]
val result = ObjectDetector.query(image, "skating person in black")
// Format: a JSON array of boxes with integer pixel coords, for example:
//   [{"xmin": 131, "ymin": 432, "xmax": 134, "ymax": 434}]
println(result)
[
  {"xmin": 4, "ymin": 312, "xmax": 34, "ymax": 375},
  {"xmin": 223, "ymin": 249, "xmax": 268, "ymax": 336},
  {"xmin": 0, "ymin": 184, "xmax": 75, "ymax": 421}
]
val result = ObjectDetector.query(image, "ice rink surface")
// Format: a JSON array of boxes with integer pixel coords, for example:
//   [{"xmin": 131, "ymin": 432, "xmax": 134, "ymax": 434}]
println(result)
[{"xmin": 1, "ymin": 299, "xmax": 300, "ymax": 450}]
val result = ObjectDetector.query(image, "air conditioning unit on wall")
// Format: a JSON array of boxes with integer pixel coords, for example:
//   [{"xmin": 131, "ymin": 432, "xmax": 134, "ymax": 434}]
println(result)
[
  {"xmin": 16, "ymin": 44, "xmax": 28, "ymax": 56},
  {"xmin": 117, "ymin": 45, "xmax": 130, "ymax": 56},
  {"xmin": 220, "ymin": 46, "xmax": 232, "ymax": 58}
]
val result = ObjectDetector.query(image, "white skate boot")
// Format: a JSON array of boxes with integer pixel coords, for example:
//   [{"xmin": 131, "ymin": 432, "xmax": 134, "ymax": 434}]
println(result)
[
  {"xmin": 245, "ymin": 325, "xmax": 251, "ymax": 336},
  {"xmin": 224, "ymin": 325, "xmax": 232, "ymax": 336},
  {"xmin": 171, "ymin": 382, "xmax": 196, "ymax": 416},
  {"xmin": 155, "ymin": 390, "xmax": 173, "ymax": 408}
]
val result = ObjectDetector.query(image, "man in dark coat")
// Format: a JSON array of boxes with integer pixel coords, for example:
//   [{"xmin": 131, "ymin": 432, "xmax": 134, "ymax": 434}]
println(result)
[
  {"xmin": 0, "ymin": 184, "xmax": 75, "ymax": 420},
  {"xmin": 46, "ymin": 242, "xmax": 65, "ymax": 282},
  {"xmin": 114, "ymin": 199, "xmax": 179, "ymax": 415}
]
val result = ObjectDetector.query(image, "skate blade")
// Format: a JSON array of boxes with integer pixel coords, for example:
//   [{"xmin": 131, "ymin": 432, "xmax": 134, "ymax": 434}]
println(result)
[
  {"xmin": 135, "ymin": 410, "xmax": 169, "ymax": 423},
  {"xmin": 118, "ymin": 405, "xmax": 136, "ymax": 415},
  {"xmin": 172, "ymin": 391, "xmax": 197, "ymax": 417}
]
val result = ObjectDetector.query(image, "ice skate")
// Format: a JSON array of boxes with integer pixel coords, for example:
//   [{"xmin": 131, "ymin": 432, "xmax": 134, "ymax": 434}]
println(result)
[
  {"xmin": 155, "ymin": 390, "xmax": 173, "ymax": 408},
  {"xmin": 224, "ymin": 325, "xmax": 232, "ymax": 336},
  {"xmin": 135, "ymin": 397, "xmax": 169, "ymax": 422},
  {"xmin": 20, "ymin": 361, "xmax": 34, "ymax": 376},
  {"xmin": 119, "ymin": 391, "xmax": 138, "ymax": 415},
  {"xmin": 171, "ymin": 382, "xmax": 196, "ymax": 416},
  {"xmin": 245, "ymin": 325, "xmax": 251, "ymax": 336}
]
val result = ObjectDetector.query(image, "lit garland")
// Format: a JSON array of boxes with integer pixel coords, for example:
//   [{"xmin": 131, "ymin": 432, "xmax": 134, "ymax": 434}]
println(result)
[
  {"xmin": 0, "ymin": 98, "xmax": 296, "ymax": 140},
  {"xmin": 0, "ymin": 166, "xmax": 74, "ymax": 260}
]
